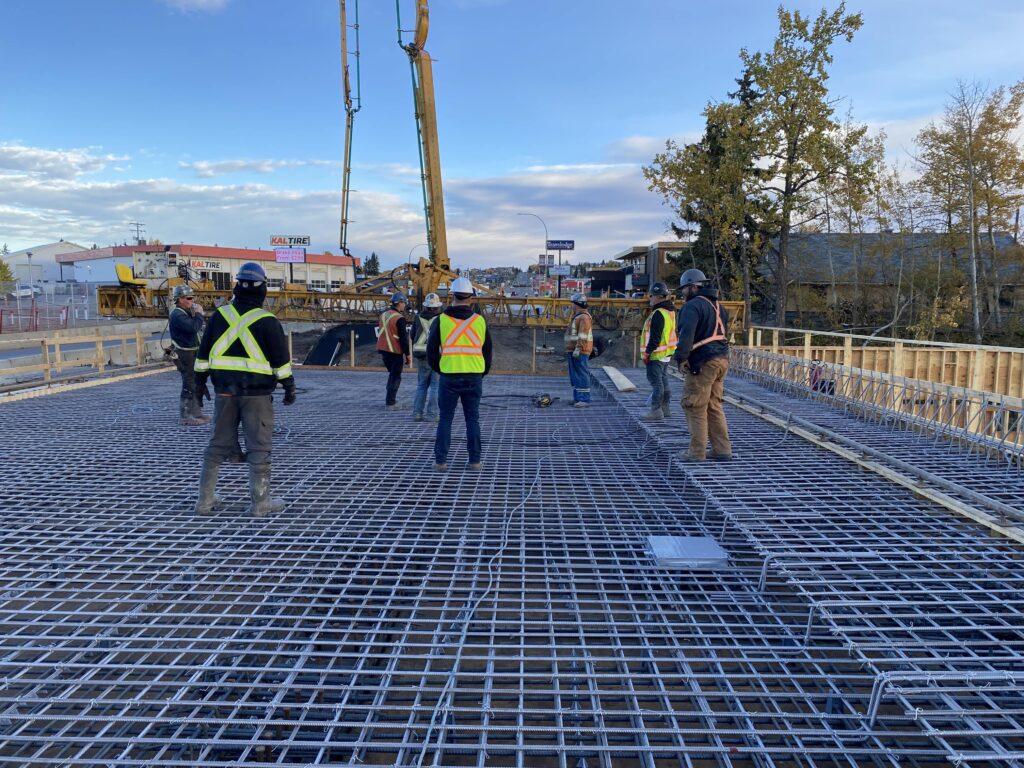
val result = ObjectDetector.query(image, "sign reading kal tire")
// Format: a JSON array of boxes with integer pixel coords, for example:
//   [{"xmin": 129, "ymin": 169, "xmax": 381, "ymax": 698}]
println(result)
[{"xmin": 270, "ymin": 235, "xmax": 311, "ymax": 247}]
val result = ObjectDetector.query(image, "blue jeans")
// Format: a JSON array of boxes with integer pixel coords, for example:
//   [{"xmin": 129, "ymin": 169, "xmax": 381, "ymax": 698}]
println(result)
[
  {"xmin": 435, "ymin": 374, "xmax": 483, "ymax": 464},
  {"xmin": 646, "ymin": 360, "xmax": 670, "ymax": 410},
  {"xmin": 567, "ymin": 353, "xmax": 591, "ymax": 402},
  {"xmin": 412, "ymin": 361, "xmax": 439, "ymax": 417}
]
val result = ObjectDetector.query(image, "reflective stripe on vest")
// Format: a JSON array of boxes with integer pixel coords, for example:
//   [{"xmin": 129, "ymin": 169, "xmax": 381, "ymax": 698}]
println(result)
[
  {"xmin": 439, "ymin": 313, "xmax": 486, "ymax": 374},
  {"xmin": 197, "ymin": 305, "xmax": 288, "ymax": 378},
  {"xmin": 376, "ymin": 309, "xmax": 402, "ymax": 353},
  {"xmin": 690, "ymin": 297, "xmax": 728, "ymax": 351},
  {"xmin": 412, "ymin": 314, "xmax": 436, "ymax": 354},
  {"xmin": 641, "ymin": 308, "xmax": 678, "ymax": 361},
  {"xmin": 565, "ymin": 311, "xmax": 593, "ymax": 344}
]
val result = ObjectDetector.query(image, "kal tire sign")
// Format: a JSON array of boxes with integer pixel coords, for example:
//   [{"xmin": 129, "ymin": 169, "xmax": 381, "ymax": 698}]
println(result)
[{"xmin": 271, "ymin": 235, "xmax": 311, "ymax": 247}]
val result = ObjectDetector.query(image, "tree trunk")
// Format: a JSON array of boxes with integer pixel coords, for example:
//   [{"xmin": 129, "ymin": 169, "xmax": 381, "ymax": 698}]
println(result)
[
  {"xmin": 741, "ymin": 235, "xmax": 751, "ymax": 330},
  {"xmin": 777, "ymin": 218, "xmax": 790, "ymax": 327}
]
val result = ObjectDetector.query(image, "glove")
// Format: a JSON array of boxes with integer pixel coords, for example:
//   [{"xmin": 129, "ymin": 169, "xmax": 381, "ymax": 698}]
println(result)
[
  {"xmin": 642, "ymin": 354, "xmax": 650, "ymax": 365},
  {"xmin": 198, "ymin": 382, "xmax": 211, "ymax": 405},
  {"xmin": 572, "ymin": 349, "xmax": 581, "ymax": 359},
  {"xmin": 404, "ymin": 354, "xmax": 412, "ymax": 366},
  {"xmin": 283, "ymin": 385, "xmax": 296, "ymax": 406}
]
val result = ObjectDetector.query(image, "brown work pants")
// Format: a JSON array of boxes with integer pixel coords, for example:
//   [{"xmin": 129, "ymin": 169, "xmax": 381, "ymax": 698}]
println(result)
[{"xmin": 681, "ymin": 356, "xmax": 732, "ymax": 460}]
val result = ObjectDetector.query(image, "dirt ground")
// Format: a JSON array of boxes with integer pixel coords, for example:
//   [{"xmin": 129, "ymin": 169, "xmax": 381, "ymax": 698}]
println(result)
[{"xmin": 291, "ymin": 324, "xmax": 642, "ymax": 372}]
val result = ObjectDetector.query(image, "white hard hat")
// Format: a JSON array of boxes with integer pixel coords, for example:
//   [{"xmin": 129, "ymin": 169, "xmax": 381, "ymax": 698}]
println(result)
[
  {"xmin": 423, "ymin": 292, "xmax": 442, "ymax": 308},
  {"xmin": 451, "ymin": 277, "xmax": 474, "ymax": 296}
]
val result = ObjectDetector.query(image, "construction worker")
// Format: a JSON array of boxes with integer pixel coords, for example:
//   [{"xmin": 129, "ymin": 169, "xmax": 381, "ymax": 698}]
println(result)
[
  {"xmin": 168, "ymin": 284, "xmax": 210, "ymax": 426},
  {"xmin": 193, "ymin": 262, "xmax": 296, "ymax": 517},
  {"xmin": 376, "ymin": 292, "xmax": 410, "ymax": 410},
  {"xmin": 412, "ymin": 292, "xmax": 442, "ymax": 422},
  {"xmin": 639, "ymin": 282, "xmax": 677, "ymax": 422},
  {"xmin": 673, "ymin": 268, "xmax": 732, "ymax": 461},
  {"xmin": 564, "ymin": 292, "xmax": 594, "ymax": 407},
  {"xmin": 426, "ymin": 276, "xmax": 492, "ymax": 471}
]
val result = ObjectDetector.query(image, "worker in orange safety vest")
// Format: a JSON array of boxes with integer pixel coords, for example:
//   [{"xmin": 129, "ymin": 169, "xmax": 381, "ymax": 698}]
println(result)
[{"xmin": 376, "ymin": 292, "xmax": 411, "ymax": 410}]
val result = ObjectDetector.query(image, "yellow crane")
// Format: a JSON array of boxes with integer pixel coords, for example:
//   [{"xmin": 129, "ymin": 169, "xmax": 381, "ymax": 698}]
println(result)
[{"xmin": 98, "ymin": 1, "xmax": 745, "ymax": 334}]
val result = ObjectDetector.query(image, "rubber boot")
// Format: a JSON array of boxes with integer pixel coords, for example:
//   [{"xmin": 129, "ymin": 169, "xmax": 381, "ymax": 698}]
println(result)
[
  {"xmin": 180, "ymin": 396, "xmax": 205, "ymax": 426},
  {"xmin": 639, "ymin": 407, "xmax": 664, "ymax": 423},
  {"xmin": 248, "ymin": 464, "xmax": 285, "ymax": 518},
  {"xmin": 660, "ymin": 391, "xmax": 672, "ymax": 419},
  {"xmin": 193, "ymin": 461, "xmax": 221, "ymax": 514},
  {"xmin": 190, "ymin": 398, "xmax": 212, "ymax": 425}
]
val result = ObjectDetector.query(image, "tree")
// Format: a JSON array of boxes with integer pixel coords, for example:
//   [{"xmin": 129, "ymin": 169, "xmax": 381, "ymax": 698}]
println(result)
[
  {"xmin": 364, "ymin": 252, "xmax": 381, "ymax": 276},
  {"xmin": 740, "ymin": 3, "xmax": 863, "ymax": 323},
  {"xmin": 0, "ymin": 258, "xmax": 12, "ymax": 283}
]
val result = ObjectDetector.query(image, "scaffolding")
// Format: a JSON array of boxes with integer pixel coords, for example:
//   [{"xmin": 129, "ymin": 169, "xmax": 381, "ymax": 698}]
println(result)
[{"xmin": 0, "ymin": 368, "xmax": 1022, "ymax": 766}]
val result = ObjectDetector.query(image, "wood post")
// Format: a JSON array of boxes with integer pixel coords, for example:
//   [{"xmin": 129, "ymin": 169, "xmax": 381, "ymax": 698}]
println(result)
[
  {"xmin": 41, "ymin": 340, "xmax": 51, "ymax": 383},
  {"xmin": 135, "ymin": 329, "xmax": 145, "ymax": 365},
  {"xmin": 803, "ymin": 332, "xmax": 812, "ymax": 361},
  {"xmin": 843, "ymin": 336, "xmax": 852, "ymax": 369},
  {"xmin": 532, "ymin": 328, "xmax": 537, "ymax": 373},
  {"xmin": 771, "ymin": 330, "xmax": 780, "ymax": 354},
  {"xmin": 349, "ymin": 330, "xmax": 356, "ymax": 368},
  {"xmin": 54, "ymin": 340, "xmax": 63, "ymax": 374},
  {"xmin": 96, "ymin": 338, "xmax": 106, "ymax": 372}
]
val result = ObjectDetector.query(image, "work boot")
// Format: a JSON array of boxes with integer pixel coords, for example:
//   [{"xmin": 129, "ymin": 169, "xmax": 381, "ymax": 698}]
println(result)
[
  {"xmin": 385, "ymin": 403, "xmax": 406, "ymax": 411},
  {"xmin": 248, "ymin": 464, "xmax": 285, "ymax": 518},
  {"xmin": 190, "ymin": 399, "xmax": 211, "ymax": 425},
  {"xmin": 639, "ymin": 407, "xmax": 664, "ymax": 423},
  {"xmin": 193, "ymin": 461, "xmax": 222, "ymax": 514},
  {"xmin": 660, "ymin": 392, "xmax": 671, "ymax": 419}
]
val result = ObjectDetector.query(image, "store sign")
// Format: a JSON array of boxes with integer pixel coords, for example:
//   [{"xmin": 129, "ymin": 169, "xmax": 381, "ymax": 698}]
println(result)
[
  {"xmin": 189, "ymin": 259, "xmax": 222, "ymax": 270},
  {"xmin": 271, "ymin": 235, "xmax": 311, "ymax": 247},
  {"xmin": 275, "ymin": 248, "xmax": 306, "ymax": 264}
]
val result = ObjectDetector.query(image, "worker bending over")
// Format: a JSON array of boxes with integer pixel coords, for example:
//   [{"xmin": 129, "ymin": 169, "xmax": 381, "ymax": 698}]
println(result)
[
  {"xmin": 193, "ymin": 262, "xmax": 296, "ymax": 516},
  {"xmin": 640, "ymin": 282, "xmax": 678, "ymax": 422},
  {"xmin": 564, "ymin": 292, "xmax": 594, "ymax": 407},
  {"xmin": 673, "ymin": 269, "xmax": 732, "ymax": 461},
  {"xmin": 168, "ymin": 284, "xmax": 210, "ymax": 426},
  {"xmin": 427, "ymin": 276, "xmax": 492, "ymax": 471},
  {"xmin": 377, "ymin": 292, "xmax": 411, "ymax": 410},
  {"xmin": 411, "ymin": 292, "xmax": 442, "ymax": 422}
]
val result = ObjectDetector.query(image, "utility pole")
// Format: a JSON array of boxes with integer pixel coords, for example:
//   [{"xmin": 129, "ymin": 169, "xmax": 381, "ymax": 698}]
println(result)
[{"xmin": 128, "ymin": 222, "xmax": 146, "ymax": 245}]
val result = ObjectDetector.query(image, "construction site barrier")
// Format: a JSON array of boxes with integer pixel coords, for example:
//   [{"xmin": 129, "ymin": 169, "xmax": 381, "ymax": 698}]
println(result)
[{"xmin": 0, "ymin": 328, "xmax": 155, "ymax": 385}]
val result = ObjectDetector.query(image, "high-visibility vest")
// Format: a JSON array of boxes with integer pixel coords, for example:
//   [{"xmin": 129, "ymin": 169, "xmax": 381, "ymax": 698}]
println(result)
[
  {"xmin": 564, "ymin": 310, "xmax": 594, "ymax": 354},
  {"xmin": 195, "ymin": 305, "xmax": 293, "ymax": 379},
  {"xmin": 689, "ymin": 297, "xmax": 728, "ymax": 351},
  {"xmin": 439, "ymin": 313, "xmax": 486, "ymax": 374},
  {"xmin": 640, "ymin": 307, "xmax": 678, "ymax": 361},
  {"xmin": 376, "ymin": 309, "xmax": 403, "ymax": 353},
  {"xmin": 412, "ymin": 313, "xmax": 436, "ymax": 354}
]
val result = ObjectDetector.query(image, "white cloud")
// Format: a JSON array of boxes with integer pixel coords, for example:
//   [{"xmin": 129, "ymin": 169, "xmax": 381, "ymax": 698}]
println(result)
[
  {"xmin": 0, "ymin": 144, "xmax": 129, "ymax": 180},
  {"xmin": 161, "ymin": 0, "xmax": 229, "ymax": 12},
  {"xmin": 179, "ymin": 158, "xmax": 340, "ymax": 178}
]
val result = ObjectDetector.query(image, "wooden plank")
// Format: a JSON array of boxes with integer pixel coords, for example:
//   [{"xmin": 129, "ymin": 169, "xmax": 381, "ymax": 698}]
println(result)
[{"xmin": 602, "ymin": 366, "xmax": 638, "ymax": 392}]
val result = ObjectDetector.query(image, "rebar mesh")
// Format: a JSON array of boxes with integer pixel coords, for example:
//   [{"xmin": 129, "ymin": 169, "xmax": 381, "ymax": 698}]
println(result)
[{"xmin": 0, "ymin": 368, "xmax": 1021, "ymax": 767}]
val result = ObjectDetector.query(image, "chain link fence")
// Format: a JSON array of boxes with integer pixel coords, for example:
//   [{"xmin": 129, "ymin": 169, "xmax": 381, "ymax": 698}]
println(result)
[{"xmin": 0, "ymin": 282, "xmax": 115, "ymax": 333}]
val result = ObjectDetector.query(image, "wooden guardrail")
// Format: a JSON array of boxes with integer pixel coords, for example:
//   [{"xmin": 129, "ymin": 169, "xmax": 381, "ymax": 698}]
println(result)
[
  {"xmin": 0, "ymin": 328, "xmax": 153, "ymax": 384},
  {"xmin": 746, "ymin": 326, "xmax": 1024, "ymax": 400}
]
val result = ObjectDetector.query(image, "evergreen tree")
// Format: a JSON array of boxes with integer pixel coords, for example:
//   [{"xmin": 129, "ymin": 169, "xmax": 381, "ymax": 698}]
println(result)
[{"xmin": 364, "ymin": 252, "xmax": 381, "ymax": 276}]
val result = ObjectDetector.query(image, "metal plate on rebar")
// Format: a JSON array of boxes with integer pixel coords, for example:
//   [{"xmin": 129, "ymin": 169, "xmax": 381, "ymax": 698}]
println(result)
[{"xmin": 647, "ymin": 535, "xmax": 730, "ymax": 569}]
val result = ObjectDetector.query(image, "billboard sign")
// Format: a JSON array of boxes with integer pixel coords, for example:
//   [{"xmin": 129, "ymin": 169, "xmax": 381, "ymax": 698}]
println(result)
[
  {"xmin": 549, "ymin": 265, "xmax": 570, "ymax": 277},
  {"xmin": 275, "ymin": 247, "xmax": 306, "ymax": 264},
  {"xmin": 270, "ymin": 235, "xmax": 311, "ymax": 247},
  {"xmin": 546, "ymin": 239, "xmax": 575, "ymax": 251}
]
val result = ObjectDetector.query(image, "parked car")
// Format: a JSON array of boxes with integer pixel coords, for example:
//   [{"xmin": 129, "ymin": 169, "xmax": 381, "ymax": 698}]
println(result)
[{"xmin": 5, "ymin": 284, "xmax": 43, "ymax": 299}]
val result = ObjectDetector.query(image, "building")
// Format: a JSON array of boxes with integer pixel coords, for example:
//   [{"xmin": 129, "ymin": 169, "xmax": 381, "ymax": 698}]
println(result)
[
  {"xmin": 3, "ymin": 240, "xmax": 89, "ymax": 284},
  {"xmin": 611, "ymin": 241, "xmax": 690, "ymax": 288},
  {"xmin": 57, "ymin": 243, "xmax": 360, "ymax": 290}
]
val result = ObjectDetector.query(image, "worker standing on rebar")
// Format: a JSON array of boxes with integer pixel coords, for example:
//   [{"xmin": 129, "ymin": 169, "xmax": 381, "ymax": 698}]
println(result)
[
  {"xmin": 427, "ymin": 276, "xmax": 492, "ymax": 471},
  {"xmin": 192, "ymin": 262, "xmax": 296, "ymax": 517},
  {"xmin": 168, "ymin": 284, "xmax": 210, "ymax": 426},
  {"xmin": 673, "ymin": 269, "xmax": 732, "ymax": 461},
  {"xmin": 639, "ymin": 282, "xmax": 678, "ymax": 422},
  {"xmin": 411, "ymin": 292, "xmax": 442, "ymax": 422},
  {"xmin": 376, "ymin": 292, "xmax": 410, "ymax": 411},
  {"xmin": 564, "ymin": 292, "xmax": 594, "ymax": 407}
]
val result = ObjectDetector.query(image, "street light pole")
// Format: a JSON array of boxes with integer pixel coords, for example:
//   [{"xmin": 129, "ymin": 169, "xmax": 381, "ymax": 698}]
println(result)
[{"xmin": 517, "ymin": 212, "xmax": 548, "ymax": 293}]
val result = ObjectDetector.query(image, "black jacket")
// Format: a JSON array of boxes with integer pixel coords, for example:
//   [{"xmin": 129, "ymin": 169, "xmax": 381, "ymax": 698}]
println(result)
[
  {"xmin": 169, "ymin": 305, "xmax": 203, "ymax": 349},
  {"xmin": 644, "ymin": 300, "xmax": 676, "ymax": 357},
  {"xmin": 426, "ymin": 304, "xmax": 493, "ymax": 376},
  {"xmin": 195, "ymin": 297, "xmax": 295, "ymax": 396},
  {"xmin": 411, "ymin": 308, "xmax": 441, "ymax": 359},
  {"xmin": 673, "ymin": 287, "xmax": 729, "ymax": 370}
]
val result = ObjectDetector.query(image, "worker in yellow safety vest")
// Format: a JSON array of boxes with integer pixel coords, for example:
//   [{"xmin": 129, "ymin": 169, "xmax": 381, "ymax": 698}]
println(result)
[
  {"xmin": 376, "ymin": 292, "xmax": 411, "ymax": 410},
  {"xmin": 426, "ymin": 277, "xmax": 492, "ymax": 471},
  {"xmin": 411, "ymin": 292, "xmax": 443, "ymax": 422},
  {"xmin": 639, "ymin": 282, "xmax": 678, "ymax": 422},
  {"xmin": 193, "ymin": 262, "xmax": 296, "ymax": 517},
  {"xmin": 672, "ymin": 268, "xmax": 732, "ymax": 461}
]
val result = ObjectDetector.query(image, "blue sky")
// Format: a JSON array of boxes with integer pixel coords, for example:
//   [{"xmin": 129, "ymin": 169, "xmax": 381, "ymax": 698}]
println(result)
[{"xmin": 2, "ymin": 0, "xmax": 1023, "ymax": 269}]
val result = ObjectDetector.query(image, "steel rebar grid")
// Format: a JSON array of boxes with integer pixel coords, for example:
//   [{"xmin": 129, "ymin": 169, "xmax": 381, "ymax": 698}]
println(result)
[
  {"xmin": 603, "ymin": 366, "xmax": 1024, "ymax": 766},
  {"xmin": 0, "ymin": 368, "xmax": 1017, "ymax": 766}
]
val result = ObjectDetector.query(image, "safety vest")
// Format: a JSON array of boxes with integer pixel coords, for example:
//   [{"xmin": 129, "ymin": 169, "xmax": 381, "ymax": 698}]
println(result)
[
  {"xmin": 169, "ymin": 305, "xmax": 199, "ymax": 350},
  {"xmin": 641, "ymin": 307, "xmax": 678, "ymax": 361},
  {"xmin": 412, "ymin": 313, "xmax": 437, "ymax": 354},
  {"xmin": 689, "ymin": 297, "xmax": 728, "ymax": 351},
  {"xmin": 439, "ymin": 313, "xmax": 487, "ymax": 374},
  {"xmin": 194, "ymin": 305, "xmax": 293, "ymax": 380},
  {"xmin": 564, "ymin": 310, "xmax": 594, "ymax": 354},
  {"xmin": 376, "ymin": 309, "xmax": 403, "ymax": 353}
]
